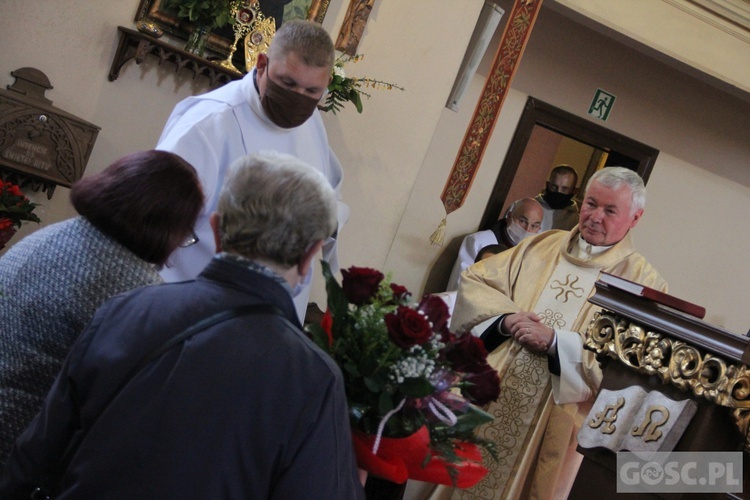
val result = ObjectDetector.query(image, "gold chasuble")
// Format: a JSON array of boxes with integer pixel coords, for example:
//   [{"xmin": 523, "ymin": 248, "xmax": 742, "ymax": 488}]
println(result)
[{"xmin": 430, "ymin": 227, "xmax": 666, "ymax": 500}]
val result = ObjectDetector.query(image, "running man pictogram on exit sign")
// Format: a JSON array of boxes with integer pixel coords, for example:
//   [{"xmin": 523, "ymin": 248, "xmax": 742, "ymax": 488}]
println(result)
[{"xmin": 588, "ymin": 89, "xmax": 616, "ymax": 121}]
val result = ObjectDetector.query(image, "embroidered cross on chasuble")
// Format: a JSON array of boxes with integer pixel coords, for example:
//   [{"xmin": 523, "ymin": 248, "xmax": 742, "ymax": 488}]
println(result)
[
  {"xmin": 447, "ymin": 261, "xmax": 601, "ymax": 500},
  {"xmin": 534, "ymin": 259, "xmax": 600, "ymax": 332}
]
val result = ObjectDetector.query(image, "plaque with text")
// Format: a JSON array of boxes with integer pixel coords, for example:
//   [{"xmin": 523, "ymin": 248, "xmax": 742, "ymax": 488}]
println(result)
[{"xmin": 0, "ymin": 68, "xmax": 99, "ymax": 197}]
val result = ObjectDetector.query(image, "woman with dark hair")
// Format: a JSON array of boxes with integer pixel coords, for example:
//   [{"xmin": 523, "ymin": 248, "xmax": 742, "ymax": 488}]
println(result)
[{"xmin": 0, "ymin": 150, "xmax": 203, "ymax": 467}]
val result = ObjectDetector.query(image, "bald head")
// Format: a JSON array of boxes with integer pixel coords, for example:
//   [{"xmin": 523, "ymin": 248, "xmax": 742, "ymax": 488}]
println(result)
[{"xmin": 509, "ymin": 198, "xmax": 543, "ymax": 233}]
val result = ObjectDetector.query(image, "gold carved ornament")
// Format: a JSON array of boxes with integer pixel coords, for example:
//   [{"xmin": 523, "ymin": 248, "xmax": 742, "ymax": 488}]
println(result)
[
  {"xmin": 631, "ymin": 405, "xmax": 670, "ymax": 442},
  {"xmin": 584, "ymin": 311, "xmax": 750, "ymax": 451},
  {"xmin": 588, "ymin": 397, "xmax": 625, "ymax": 434},
  {"xmin": 335, "ymin": 0, "xmax": 375, "ymax": 57},
  {"xmin": 587, "ymin": 395, "xmax": 670, "ymax": 443},
  {"xmin": 219, "ymin": 1, "xmax": 264, "ymax": 73},
  {"xmin": 244, "ymin": 16, "xmax": 275, "ymax": 71}
]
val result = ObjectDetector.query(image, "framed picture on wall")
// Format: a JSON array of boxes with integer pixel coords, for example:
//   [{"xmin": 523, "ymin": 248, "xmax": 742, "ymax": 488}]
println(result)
[{"xmin": 134, "ymin": 0, "xmax": 331, "ymax": 59}]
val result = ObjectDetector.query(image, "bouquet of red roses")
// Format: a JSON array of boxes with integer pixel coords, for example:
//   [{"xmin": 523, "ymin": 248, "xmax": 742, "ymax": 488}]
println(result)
[
  {"xmin": 0, "ymin": 180, "xmax": 40, "ymax": 249},
  {"xmin": 0, "ymin": 180, "xmax": 39, "ymax": 229},
  {"xmin": 307, "ymin": 262, "xmax": 500, "ymax": 487}
]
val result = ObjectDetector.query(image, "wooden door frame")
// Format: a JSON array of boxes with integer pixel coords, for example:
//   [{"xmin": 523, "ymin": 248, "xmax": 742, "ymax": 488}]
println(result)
[{"xmin": 479, "ymin": 97, "xmax": 659, "ymax": 230}]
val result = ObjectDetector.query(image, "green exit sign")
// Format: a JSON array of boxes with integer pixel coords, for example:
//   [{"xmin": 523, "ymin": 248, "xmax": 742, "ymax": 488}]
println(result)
[{"xmin": 588, "ymin": 89, "xmax": 616, "ymax": 121}]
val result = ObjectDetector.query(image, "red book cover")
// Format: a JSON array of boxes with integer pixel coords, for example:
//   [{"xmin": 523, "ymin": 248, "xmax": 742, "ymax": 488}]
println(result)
[{"xmin": 597, "ymin": 272, "xmax": 706, "ymax": 319}]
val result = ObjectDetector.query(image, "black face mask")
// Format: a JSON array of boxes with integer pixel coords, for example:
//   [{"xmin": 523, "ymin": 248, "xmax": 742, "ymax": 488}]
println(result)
[
  {"xmin": 542, "ymin": 189, "xmax": 575, "ymax": 210},
  {"xmin": 261, "ymin": 71, "xmax": 320, "ymax": 129}
]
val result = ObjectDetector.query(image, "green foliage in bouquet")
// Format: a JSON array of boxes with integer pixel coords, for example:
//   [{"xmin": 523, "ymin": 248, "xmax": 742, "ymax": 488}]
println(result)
[
  {"xmin": 308, "ymin": 261, "xmax": 500, "ymax": 473},
  {"xmin": 320, "ymin": 54, "xmax": 405, "ymax": 114}
]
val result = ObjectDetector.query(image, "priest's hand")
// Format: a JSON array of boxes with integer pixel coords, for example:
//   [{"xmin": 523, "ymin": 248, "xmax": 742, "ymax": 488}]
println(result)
[{"xmin": 504, "ymin": 312, "xmax": 555, "ymax": 354}]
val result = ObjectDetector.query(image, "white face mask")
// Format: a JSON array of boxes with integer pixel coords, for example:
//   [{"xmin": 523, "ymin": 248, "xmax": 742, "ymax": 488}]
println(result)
[{"xmin": 507, "ymin": 219, "xmax": 537, "ymax": 245}]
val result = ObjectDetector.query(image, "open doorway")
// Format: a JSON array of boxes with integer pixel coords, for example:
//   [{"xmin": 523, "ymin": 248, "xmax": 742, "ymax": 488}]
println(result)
[
  {"xmin": 479, "ymin": 97, "xmax": 659, "ymax": 230},
  {"xmin": 424, "ymin": 97, "xmax": 660, "ymax": 295}
]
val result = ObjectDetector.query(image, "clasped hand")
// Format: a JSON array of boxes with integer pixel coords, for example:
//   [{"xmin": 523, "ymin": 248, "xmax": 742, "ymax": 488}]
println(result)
[{"xmin": 502, "ymin": 312, "xmax": 555, "ymax": 354}]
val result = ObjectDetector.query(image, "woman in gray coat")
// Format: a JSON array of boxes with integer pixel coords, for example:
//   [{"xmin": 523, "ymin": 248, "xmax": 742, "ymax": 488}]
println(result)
[{"xmin": 0, "ymin": 150, "xmax": 203, "ymax": 467}]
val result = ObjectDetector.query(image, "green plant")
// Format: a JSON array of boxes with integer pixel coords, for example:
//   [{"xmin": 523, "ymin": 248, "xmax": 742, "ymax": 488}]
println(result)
[
  {"xmin": 320, "ymin": 54, "xmax": 405, "ymax": 114},
  {"xmin": 161, "ymin": 0, "xmax": 238, "ymax": 29}
]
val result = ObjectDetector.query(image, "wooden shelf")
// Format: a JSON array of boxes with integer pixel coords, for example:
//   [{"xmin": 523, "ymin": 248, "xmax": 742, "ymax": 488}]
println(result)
[{"xmin": 109, "ymin": 26, "xmax": 244, "ymax": 87}]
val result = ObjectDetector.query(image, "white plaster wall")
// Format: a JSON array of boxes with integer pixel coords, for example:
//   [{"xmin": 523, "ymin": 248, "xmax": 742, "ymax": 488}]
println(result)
[
  {"xmin": 551, "ymin": 0, "xmax": 750, "ymax": 98},
  {"xmin": 638, "ymin": 154, "xmax": 750, "ymax": 330},
  {"xmin": 316, "ymin": 0, "xmax": 485, "ymax": 297}
]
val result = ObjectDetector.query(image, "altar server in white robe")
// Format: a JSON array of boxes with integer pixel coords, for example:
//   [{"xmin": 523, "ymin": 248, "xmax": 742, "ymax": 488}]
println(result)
[
  {"xmin": 445, "ymin": 197, "xmax": 543, "ymax": 291},
  {"xmin": 156, "ymin": 20, "xmax": 348, "ymax": 323},
  {"xmin": 425, "ymin": 167, "xmax": 667, "ymax": 500}
]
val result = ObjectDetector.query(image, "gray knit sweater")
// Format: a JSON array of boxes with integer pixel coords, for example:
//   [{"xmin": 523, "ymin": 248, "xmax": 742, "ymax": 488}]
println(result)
[{"xmin": 0, "ymin": 217, "xmax": 162, "ymax": 467}]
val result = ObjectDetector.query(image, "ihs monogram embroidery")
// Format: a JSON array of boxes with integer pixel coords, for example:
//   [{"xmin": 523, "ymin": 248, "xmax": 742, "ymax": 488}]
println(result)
[{"xmin": 550, "ymin": 273, "xmax": 585, "ymax": 302}]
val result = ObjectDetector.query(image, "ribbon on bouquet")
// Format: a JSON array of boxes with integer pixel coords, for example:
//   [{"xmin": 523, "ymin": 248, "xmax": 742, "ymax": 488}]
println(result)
[
  {"xmin": 372, "ymin": 398, "xmax": 407, "ymax": 454},
  {"xmin": 352, "ymin": 426, "xmax": 488, "ymax": 487},
  {"xmin": 372, "ymin": 397, "xmax": 459, "ymax": 454},
  {"xmin": 427, "ymin": 398, "xmax": 458, "ymax": 427}
]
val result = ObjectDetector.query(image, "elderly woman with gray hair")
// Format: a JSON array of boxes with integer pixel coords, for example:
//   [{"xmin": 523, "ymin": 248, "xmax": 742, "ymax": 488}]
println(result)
[{"xmin": 0, "ymin": 152, "xmax": 363, "ymax": 499}]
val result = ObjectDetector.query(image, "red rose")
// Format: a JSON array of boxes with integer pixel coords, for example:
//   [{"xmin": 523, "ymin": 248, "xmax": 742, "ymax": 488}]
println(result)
[
  {"xmin": 389, "ymin": 283, "xmax": 411, "ymax": 301},
  {"xmin": 385, "ymin": 306, "xmax": 433, "ymax": 348},
  {"xmin": 341, "ymin": 267, "xmax": 384, "ymax": 305},
  {"xmin": 417, "ymin": 295, "xmax": 450, "ymax": 334},
  {"xmin": 7, "ymin": 184, "xmax": 21, "ymax": 197},
  {"xmin": 461, "ymin": 366, "xmax": 500, "ymax": 406},
  {"xmin": 445, "ymin": 334, "xmax": 488, "ymax": 373},
  {"xmin": 0, "ymin": 218, "xmax": 13, "ymax": 230},
  {"xmin": 321, "ymin": 310, "xmax": 333, "ymax": 347}
]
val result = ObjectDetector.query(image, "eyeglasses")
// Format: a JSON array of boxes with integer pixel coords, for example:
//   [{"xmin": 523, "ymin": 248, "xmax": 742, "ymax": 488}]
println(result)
[{"xmin": 180, "ymin": 231, "xmax": 199, "ymax": 248}]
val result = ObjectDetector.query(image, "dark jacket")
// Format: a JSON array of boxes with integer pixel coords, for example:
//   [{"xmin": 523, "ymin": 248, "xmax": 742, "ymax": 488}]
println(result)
[
  {"xmin": 0, "ymin": 217, "xmax": 162, "ymax": 468},
  {"xmin": 0, "ymin": 256, "xmax": 364, "ymax": 499}
]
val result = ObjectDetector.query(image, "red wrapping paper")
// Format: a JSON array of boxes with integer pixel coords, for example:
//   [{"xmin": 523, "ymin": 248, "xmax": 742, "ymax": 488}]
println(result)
[{"xmin": 352, "ymin": 426, "xmax": 488, "ymax": 487}]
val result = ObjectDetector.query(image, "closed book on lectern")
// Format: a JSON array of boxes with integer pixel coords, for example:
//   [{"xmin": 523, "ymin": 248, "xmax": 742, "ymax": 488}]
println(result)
[{"xmin": 597, "ymin": 272, "xmax": 706, "ymax": 319}]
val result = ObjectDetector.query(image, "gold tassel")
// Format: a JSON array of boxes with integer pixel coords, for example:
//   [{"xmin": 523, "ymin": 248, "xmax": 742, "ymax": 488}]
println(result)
[{"xmin": 429, "ymin": 217, "xmax": 447, "ymax": 246}]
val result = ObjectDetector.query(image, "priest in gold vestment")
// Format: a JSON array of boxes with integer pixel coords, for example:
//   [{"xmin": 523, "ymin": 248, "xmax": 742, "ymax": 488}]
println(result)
[{"xmin": 423, "ymin": 167, "xmax": 667, "ymax": 500}]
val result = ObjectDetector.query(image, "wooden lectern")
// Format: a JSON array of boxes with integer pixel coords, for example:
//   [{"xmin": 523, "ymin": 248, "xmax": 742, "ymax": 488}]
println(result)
[{"xmin": 569, "ymin": 278, "xmax": 750, "ymax": 499}]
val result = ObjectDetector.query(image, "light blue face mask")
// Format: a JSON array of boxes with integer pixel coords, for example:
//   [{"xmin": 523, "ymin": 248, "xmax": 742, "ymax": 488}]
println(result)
[
  {"xmin": 291, "ymin": 265, "xmax": 314, "ymax": 297},
  {"xmin": 291, "ymin": 281, "xmax": 305, "ymax": 297}
]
